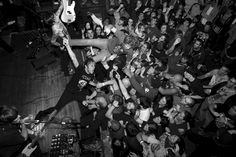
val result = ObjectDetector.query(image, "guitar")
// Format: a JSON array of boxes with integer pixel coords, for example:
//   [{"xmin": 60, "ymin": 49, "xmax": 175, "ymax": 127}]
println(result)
[
  {"xmin": 20, "ymin": 111, "xmax": 57, "ymax": 157},
  {"xmin": 61, "ymin": 0, "xmax": 76, "ymax": 24},
  {"xmin": 0, "ymin": 20, "xmax": 16, "ymax": 32}
]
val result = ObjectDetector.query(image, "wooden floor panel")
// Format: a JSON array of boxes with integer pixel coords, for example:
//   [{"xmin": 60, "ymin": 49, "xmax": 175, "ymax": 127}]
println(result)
[{"xmin": 0, "ymin": 45, "xmax": 81, "ymax": 154}]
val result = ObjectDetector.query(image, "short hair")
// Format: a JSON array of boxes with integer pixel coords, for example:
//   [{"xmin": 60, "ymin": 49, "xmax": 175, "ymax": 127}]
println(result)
[
  {"xmin": 125, "ymin": 121, "xmax": 140, "ymax": 137},
  {"xmin": 123, "ymin": 35, "xmax": 140, "ymax": 49},
  {"xmin": 113, "ymin": 94, "xmax": 124, "ymax": 106},
  {"xmin": 84, "ymin": 58, "xmax": 95, "ymax": 66},
  {"xmin": 120, "ymin": 16, "xmax": 128, "ymax": 26},
  {"xmin": 0, "ymin": 105, "xmax": 18, "ymax": 123}
]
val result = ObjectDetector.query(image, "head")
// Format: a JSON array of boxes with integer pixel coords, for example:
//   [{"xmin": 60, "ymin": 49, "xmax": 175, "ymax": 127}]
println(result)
[
  {"xmin": 160, "ymin": 24, "xmax": 167, "ymax": 33},
  {"xmin": 168, "ymin": 135, "xmax": 180, "ymax": 145},
  {"xmin": 113, "ymin": 94, "xmax": 124, "ymax": 107},
  {"xmin": 193, "ymin": 39, "xmax": 202, "ymax": 50},
  {"xmin": 180, "ymin": 96, "xmax": 194, "ymax": 106},
  {"xmin": 126, "ymin": 101, "xmax": 136, "ymax": 110},
  {"xmin": 140, "ymin": 42, "xmax": 151, "ymax": 53},
  {"xmin": 95, "ymin": 25, "xmax": 102, "ymax": 36},
  {"xmin": 138, "ymin": 12, "xmax": 145, "ymax": 21},
  {"xmin": 123, "ymin": 35, "xmax": 139, "ymax": 50},
  {"xmin": 168, "ymin": 19, "xmax": 176, "ymax": 28},
  {"xmin": 151, "ymin": 11, "xmax": 157, "ymax": 18},
  {"xmin": 183, "ymin": 18, "xmax": 191, "ymax": 27},
  {"xmin": 158, "ymin": 95, "xmax": 173, "ymax": 108},
  {"xmin": 204, "ymin": 22, "xmax": 212, "ymax": 32},
  {"xmin": 151, "ymin": 17, "xmax": 157, "ymax": 27},
  {"xmin": 226, "ymin": 77, "xmax": 236, "ymax": 88},
  {"xmin": 128, "ymin": 18, "xmax": 134, "ymax": 27},
  {"xmin": 138, "ymin": 23, "xmax": 145, "ymax": 32},
  {"xmin": 0, "ymin": 105, "xmax": 19, "ymax": 123},
  {"xmin": 171, "ymin": 74, "xmax": 183, "ymax": 83},
  {"xmin": 122, "ymin": 77, "xmax": 131, "ymax": 88},
  {"xmin": 228, "ymin": 105, "xmax": 236, "ymax": 117},
  {"xmin": 84, "ymin": 58, "xmax": 96, "ymax": 74},
  {"xmin": 108, "ymin": 120, "xmax": 121, "ymax": 131},
  {"xmin": 218, "ymin": 66, "xmax": 229, "ymax": 76},
  {"xmin": 136, "ymin": 0, "xmax": 142, "ymax": 7},
  {"xmin": 85, "ymin": 21, "xmax": 92, "ymax": 30},
  {"xmin": 85, "ymin": 28, "xmax": 94, "ymax": 39},
  {"xmin": 119, "ymin": 16, "xmax": 128, "ymax": 26},
  {"xmin": 95, "ymin": 96, "xmax": 108, "ymax": 109}
]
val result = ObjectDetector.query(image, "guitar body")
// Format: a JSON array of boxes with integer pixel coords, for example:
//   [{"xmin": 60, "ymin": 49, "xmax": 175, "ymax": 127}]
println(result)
[
  {"xmin": 21, "ymin": 143, "xmax": 37, "ymax": 157},
  {"xmin": 61, "ymin": 0, "xmax": 76, "ymax": 24}
]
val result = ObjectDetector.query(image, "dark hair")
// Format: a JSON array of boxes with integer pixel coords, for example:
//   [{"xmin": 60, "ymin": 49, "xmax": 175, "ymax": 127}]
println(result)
[
  {"xmin": 0, "ymin": 105, "xmax": 18, "ymax": 123},
  {"xmin": 84, "ymin": 58, "xmax": 95, "ymax": 66},
  {"xmin": 125, "ymin": 121, "xmax": 140, "ymax": 137},
  {"xmin": 113, "ymin": 94, "xmax": 124, "ymax": 107},
  {"xmin": 120, "ymin": 16, "xmax": 128, "ymax": 26},
  {"xmin": 123, "ymin": 35, "xmax": 140, "ymax": 49},
  {"xmin": 110, "ymin": 119, "xmax": 121, "ymax": 131}
]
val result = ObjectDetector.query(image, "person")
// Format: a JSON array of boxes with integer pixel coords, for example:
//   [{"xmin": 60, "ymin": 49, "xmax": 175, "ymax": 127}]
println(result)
[
  {"xmin": 197, "ymin": 76, "xmax": 236, "ymax": 132},
  {"xmin": 0, "ymin": 105, "xmax": 28, "ymax": 157},
  {"xmin": 50, "ymin": 0, "xmax": 69, "ymax": 48},
  {"xmin": 198, "ymin": 65, "xmax": 229, "ymax": 95},
  {"xmin": 36, "ymin": 38, "xmax": 97, "ymax": 120}
]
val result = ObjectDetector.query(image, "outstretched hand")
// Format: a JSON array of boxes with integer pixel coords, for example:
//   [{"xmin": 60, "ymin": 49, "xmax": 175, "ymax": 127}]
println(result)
[{"xmin": 63, "ymin": 38, "xmax": 69, "ymax": 46}]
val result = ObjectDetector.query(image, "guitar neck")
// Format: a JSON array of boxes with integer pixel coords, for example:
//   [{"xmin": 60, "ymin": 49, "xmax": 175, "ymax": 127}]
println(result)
[{"xmin": 30, "ymin": 119, "xmax": 50, "ymax": 147}]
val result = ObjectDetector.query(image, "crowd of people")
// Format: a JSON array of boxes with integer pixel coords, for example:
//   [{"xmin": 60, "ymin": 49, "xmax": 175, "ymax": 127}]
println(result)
[{"xmin": 1, "ymin": 0, "xmax": 236, "ymax": 157}]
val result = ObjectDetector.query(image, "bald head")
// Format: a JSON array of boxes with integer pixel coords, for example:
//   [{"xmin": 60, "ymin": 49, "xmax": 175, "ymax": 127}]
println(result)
[{"xmin": 172, "ymin": 74, "xmax": 183, "ymax": 82}]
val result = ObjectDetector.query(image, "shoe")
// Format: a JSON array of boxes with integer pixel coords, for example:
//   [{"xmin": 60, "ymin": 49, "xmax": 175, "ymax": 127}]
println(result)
[
  {"xmin": 92, "ymin": 0, "xmax": 99, "ymax": 4},
  {"xmin": 35, "ymin": 107, "xmax": 56, "ymax": 121}
]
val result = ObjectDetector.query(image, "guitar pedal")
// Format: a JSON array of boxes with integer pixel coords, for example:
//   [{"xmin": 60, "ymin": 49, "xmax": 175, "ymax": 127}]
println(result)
[{"xmin": 50, "ymin": 134, "xmax": 77, "ymax": 156}]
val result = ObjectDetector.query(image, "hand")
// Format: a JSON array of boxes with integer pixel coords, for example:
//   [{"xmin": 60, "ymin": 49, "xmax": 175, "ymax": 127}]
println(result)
[
  {"xmin": 63, "ymin": 38, "xmax": 69, "ymax": 46},
  {"xmin": 173, "ymin": 37, "xmax": 181, "ymax": 45},
  {"xmin": 182, "ymin": 85, "xmax": 189, "ymax": 90},
  {"xmin": 96, "ymin": 83, "xmax": 104, "ymax": 88},
  {"xmin": 129, "ymin": 152, "xmax": 138, "ymax": 157},
  {"xmin": 112, "ymin": 100, "xmax": 119, "ymax": 107},
  {"xmin": 197, "ymin": 64, "xmax": 203, "ymax": 70},
  {"xmin": 88, "ymin": 104, "xmax": 97, "ymax": 110},
  {"xmin": 123, "ymin": 67, "xmax": 132, "ymax": 78},
  {"xmin": 144, "ymin": 124, "xmax": 149, "ymax": 131},
  {"xmin": 115, "ymin": 72, "xmax": 121, "ymax": 79},
  {"xmin": 82, "ymin": 100, "xmax": 88, "ymax": 106},
  {"xmin": 153, "ymin": 116, "xmax": 161, "ymax": 124},
  {"xmin": 132, "ymin": 51, "xmax": 139, "ymax": 58},
  {"xmin": 147, "ymin": 135, "xmax": 159, "ymax": 144},
  {"xmin": 109, "ymin": 54, "xmax": 117, "ymax": 60},
  {"xmin": 104, "ymin": 24, "xmax": 113, "ymax": 35},
  {"xmin": 120, "ymin": 3, "xmax": 124, "ymax": 8},
  {"xmin": 86, "ymin": 95, "xmax": 92, "ymax": 100},
  {"xmin": 87, "ymin": 11, "xmax": 93, "ymax": 16}
]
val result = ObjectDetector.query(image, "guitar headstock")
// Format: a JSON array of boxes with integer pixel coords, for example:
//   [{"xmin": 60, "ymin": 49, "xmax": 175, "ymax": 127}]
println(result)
[{"xmin": 7, "ymin": 20, "xmax": 16, "ymax": 26}]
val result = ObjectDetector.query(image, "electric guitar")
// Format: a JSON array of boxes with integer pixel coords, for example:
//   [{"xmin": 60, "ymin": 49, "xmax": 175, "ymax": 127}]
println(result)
[
  {"xmin": 20, "ymin": 112, "xmax": 57, "ymax": 157},
  {"xmin": 0, "ymin": 20, "xmax": 16, "ymax": 32},
  {"xmin": 61, "ymin": 0, "xmax": 76, "ymax": 24}
]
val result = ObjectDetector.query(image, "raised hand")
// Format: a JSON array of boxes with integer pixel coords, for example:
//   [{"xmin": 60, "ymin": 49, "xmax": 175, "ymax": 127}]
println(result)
[{"xmin": 63, "ymin": 38, "xmax": 69, "ymax": 46}]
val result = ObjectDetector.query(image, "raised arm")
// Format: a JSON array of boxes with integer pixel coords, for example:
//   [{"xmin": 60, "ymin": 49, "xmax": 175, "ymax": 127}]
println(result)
[
  {"xmin": 63, "ymin": 38, "xmax": 79, "ymax": 68},
  {"xmin": 115, "ymin": 73, "xmax": 131, "ymax": 100},
  {"xmin": 197, "ymin": 69, "xmax": 217, "ymax": 79}
]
